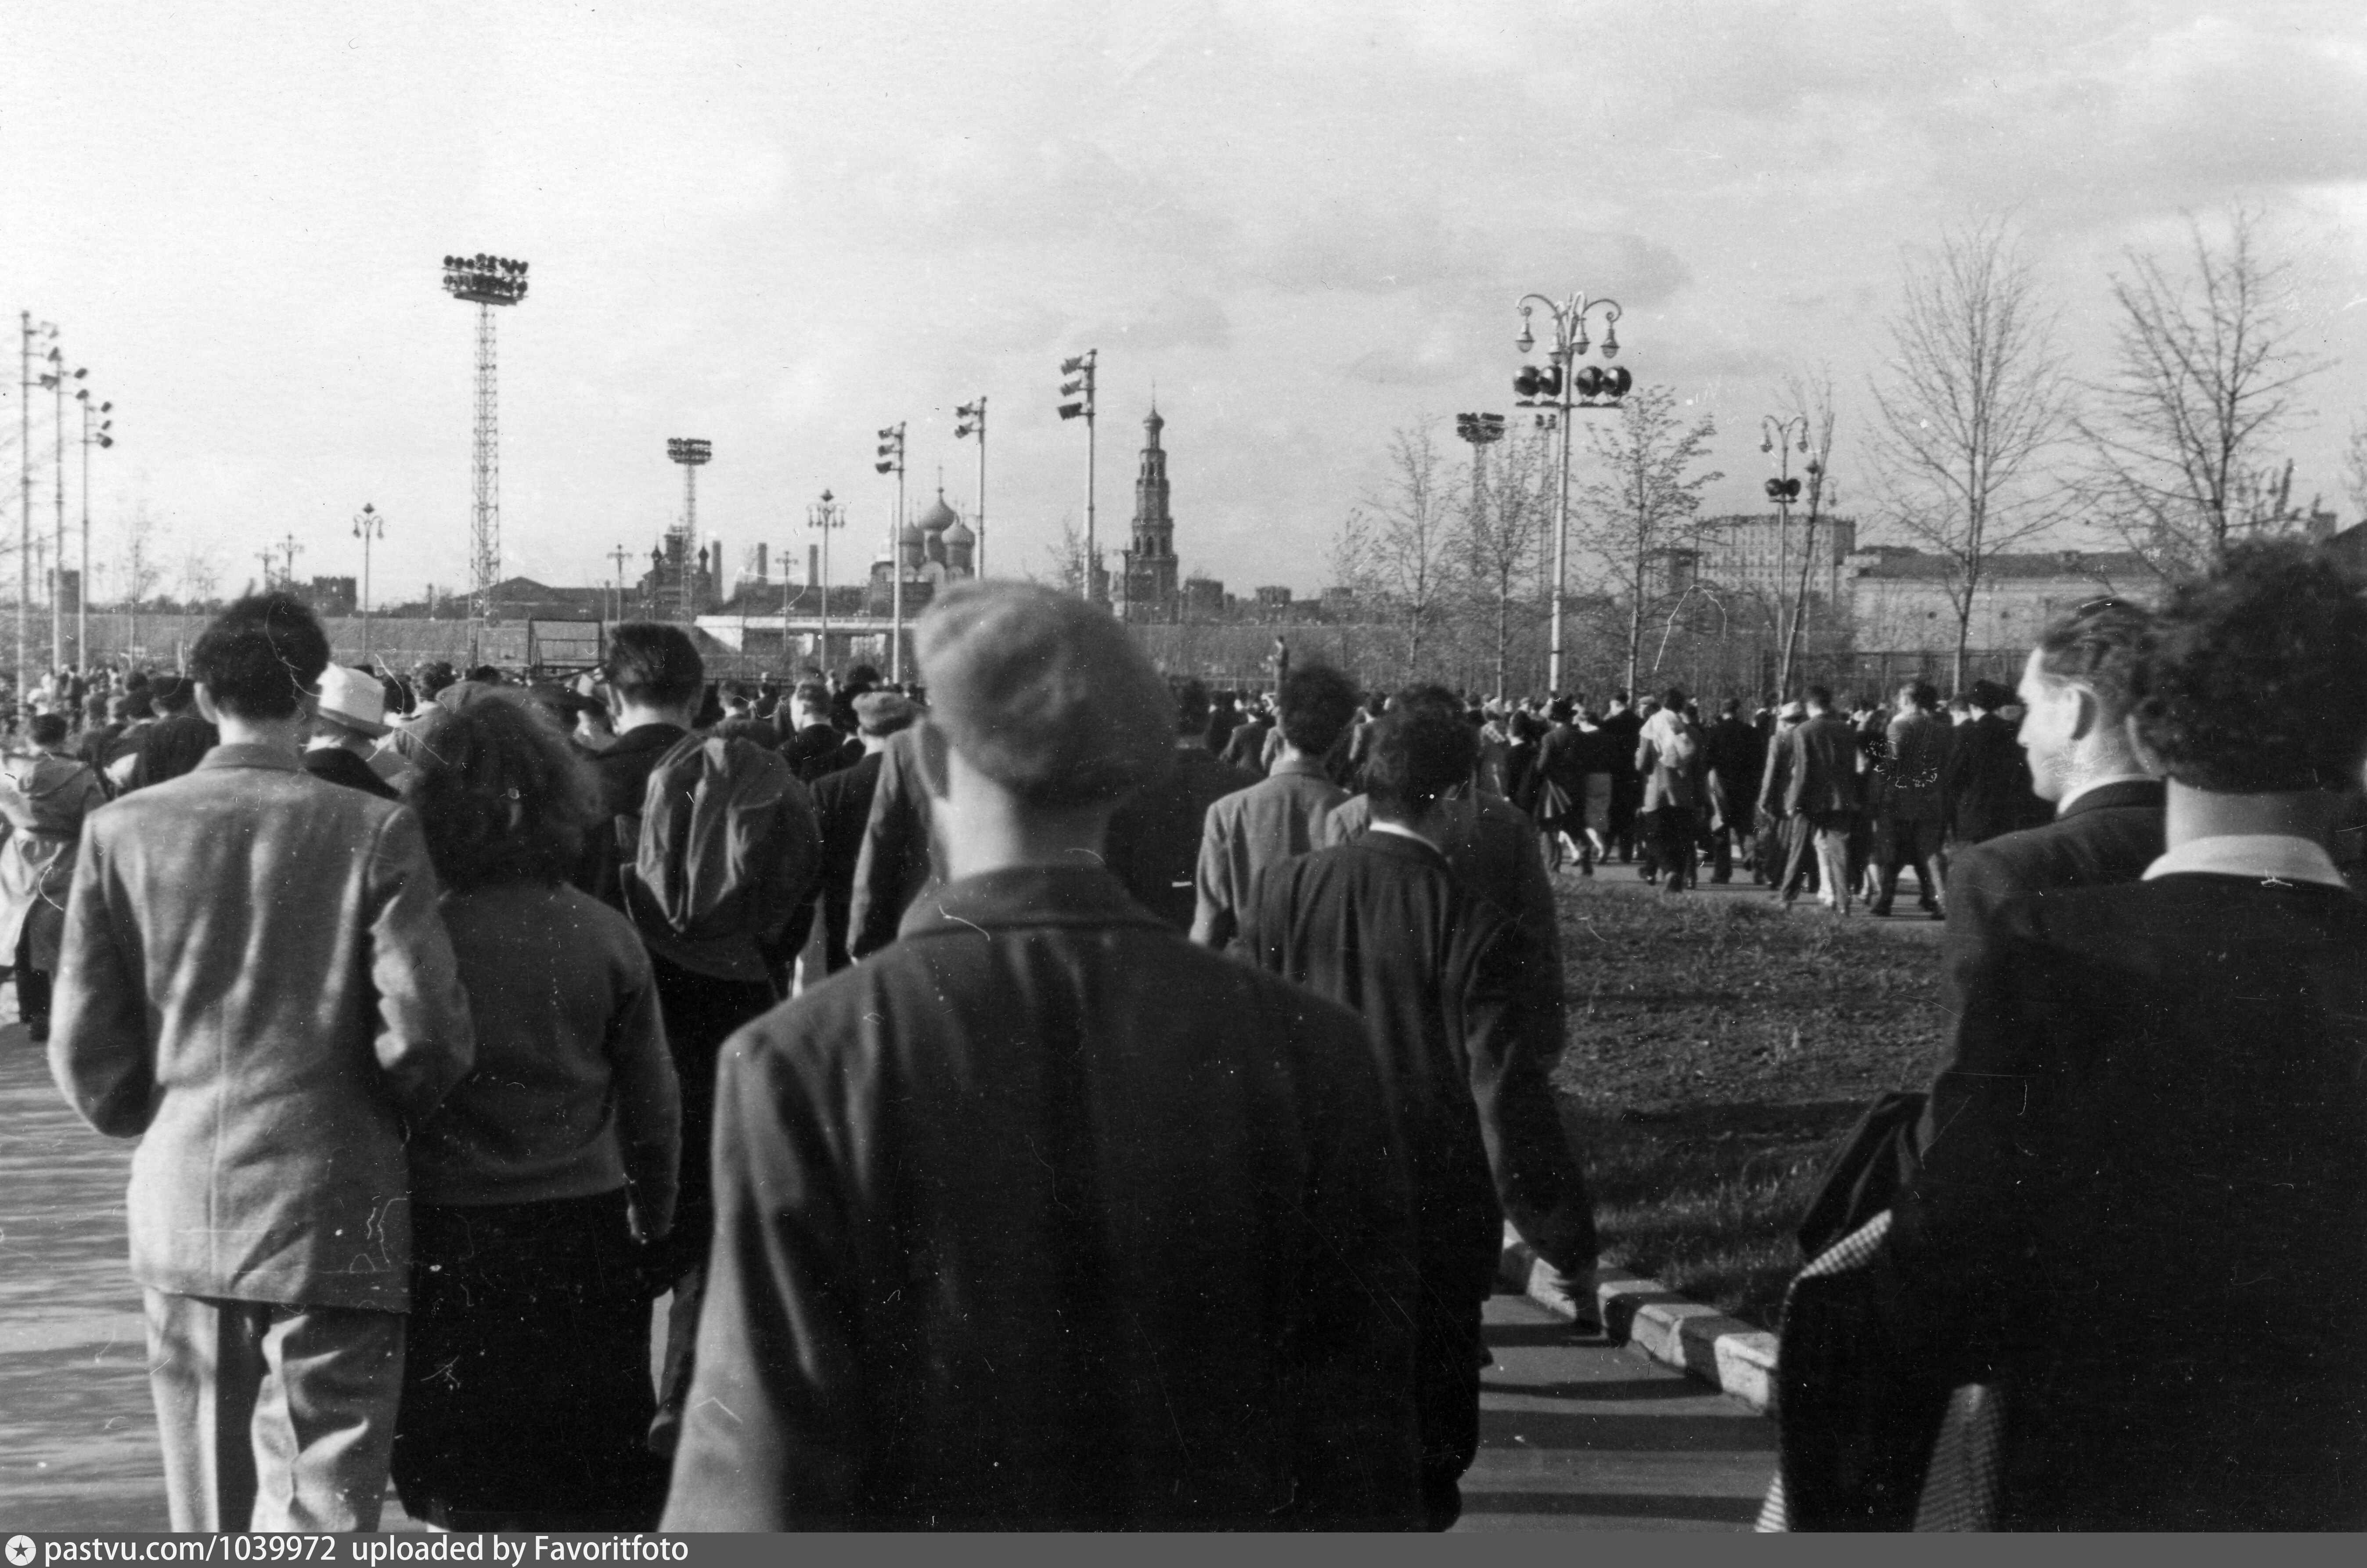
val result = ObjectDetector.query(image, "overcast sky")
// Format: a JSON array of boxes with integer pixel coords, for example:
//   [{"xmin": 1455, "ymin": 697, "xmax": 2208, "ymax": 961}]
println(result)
[{"xmin": 6, "ymin": 0, "xmax": 2366, "ymax": 606}]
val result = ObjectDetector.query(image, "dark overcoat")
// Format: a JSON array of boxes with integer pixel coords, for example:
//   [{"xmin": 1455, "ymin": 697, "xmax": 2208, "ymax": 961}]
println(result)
[
  {"xmin": 661, "ymin": 866, "xmax": 1424, "ymax": 1530},
  {"xmin": 1891, "ymin": 871, "xmax": 2367, "ymax": 1528}
]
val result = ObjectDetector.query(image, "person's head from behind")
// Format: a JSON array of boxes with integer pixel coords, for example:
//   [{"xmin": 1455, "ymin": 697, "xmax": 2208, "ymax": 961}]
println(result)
[
  {"xmin": 1661, "ymin": 686, "xmax": 1687, "ymax": 716},
  {"xmin": 1275, "ymin": 663, "xmax": 1359, "ymax": 758},
  {"xmin": 1804, "ymin": 683, "xmax": 1834, "ymax": 715},
  {"xmin": 912, "ymin": 581, "xmax": 1174, "ymax": 875},
  {"xmin": 1720, "ymin": 697, "xmax": 1741, "ymax": 719},
  {"xmin": 601, "ymin": 622, "xmax": 704, "ymax": 722},
  {"xmin": 792, "ymin": 680, "xmax": 832, "ymax": 728},
  {"xmin": 1967, "ymin": 679, "xmax": 2010, "ymax": 716},
  {"xmin": 29, "ymin": 713, "xmax": 68, "ymax": 751},
  {"xmin": 2129, "ymin": 542, "xmax": 2367, "ymax": 799},
  {"xmin": 404, "ymin": 696, "xmax": 600, "ymax": 895},
  {"xmin": 2017, "ymin": 598, "xmax": 2153, "ymax": 802},
  {"xmin": 853, "ymin": 690, "xmax": 918, "ymax": 752},
  {"xmin": 1365, "ymin": 704, "xmax": 1480, "ymax": 831},
  {"xmin": 188, "ymin": 593, "xmax": 331, "ymax": 730}
]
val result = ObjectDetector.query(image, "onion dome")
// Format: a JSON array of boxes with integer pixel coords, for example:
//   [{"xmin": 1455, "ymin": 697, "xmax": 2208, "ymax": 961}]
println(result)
[{"xmin": 917, "ymin": 490, "xmax": 959, "ymax": 532}]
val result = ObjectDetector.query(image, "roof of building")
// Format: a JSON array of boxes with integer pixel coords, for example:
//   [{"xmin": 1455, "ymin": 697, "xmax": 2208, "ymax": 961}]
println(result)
[
  {"xmin": 916, "ymin": 491, "xmax": 959, "ymax": 532},
  {"xmin": 1847, "ymin": 547, "xmax": 2152, "ymax": 583}
]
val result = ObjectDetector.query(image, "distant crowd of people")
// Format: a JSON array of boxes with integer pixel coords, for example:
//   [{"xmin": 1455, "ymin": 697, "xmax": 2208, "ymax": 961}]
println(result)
[{"xmin": 18, "ymin": 535, "xmax": 2367, "ymax": 1532}]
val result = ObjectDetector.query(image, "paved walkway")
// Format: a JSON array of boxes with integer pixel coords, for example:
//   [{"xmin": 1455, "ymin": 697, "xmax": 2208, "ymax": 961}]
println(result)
[{"xmin": 1, "ymin": 1022, "xmax": 1773, "ymax": 1533}]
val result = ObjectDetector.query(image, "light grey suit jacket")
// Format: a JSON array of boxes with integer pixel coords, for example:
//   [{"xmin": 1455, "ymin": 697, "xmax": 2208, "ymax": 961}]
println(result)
[{"xmin": 50, "ymin": 743, "xmax": 475, "ymax": 1312}]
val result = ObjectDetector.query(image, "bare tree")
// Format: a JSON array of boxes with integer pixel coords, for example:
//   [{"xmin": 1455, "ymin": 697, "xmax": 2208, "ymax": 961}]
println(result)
[
  {"xmin": 1457, "ymin": 425, "xmax": 1551, "ymax": 700},
  {"xmin": 1363, "ymin": 424, "xmax": 1460, "ymax": 683},
  {"xmin": 176, "ymin": 546, "xmax": 221, "ymax": 611},
  {"xmin": 2076, "ymin": 207, "xmax": 2327, "ymax": 580},
  {"xmin": 1031, "ymin": 516, "xmax": 1099, "ymax": 601},
  {"xmin": 1577, "ymin": 385, "xmax": 1723, "ymax": 699},
  {"xmin": 1868, "ymin": 220, "xmax": 2073, "ymax": 691},
  {"xmin": 1775, "ymin": 370, "xmax": 1842, "ymax": 698},
  {"xmin": 1320, "ymin": 507, "xmax": 1381, "ymax": 685},
  {"xmin": 2342, "ymin": 415, "xmax": 2367, "ymax": 525}
]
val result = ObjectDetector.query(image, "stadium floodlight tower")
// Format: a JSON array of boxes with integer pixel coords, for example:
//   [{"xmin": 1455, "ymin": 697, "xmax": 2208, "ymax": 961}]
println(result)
[
  {"xmin": 666, "ymin": 437, "xmax": 713, "ymax": 620},
  {"xmin": 440, "ymin": 252, "xmax": 530, "ymax": 651}
]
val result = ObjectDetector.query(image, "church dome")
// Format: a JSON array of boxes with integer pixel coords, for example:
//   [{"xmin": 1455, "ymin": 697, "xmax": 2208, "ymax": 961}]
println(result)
[
  {"xmin": 898, "ymin": 518, "xmax": 926, "ymax": 546},
  {"xmin": 944, "ymin": 515, "xmax": 974, "ymax": 544},
  {"xmin": 917, "ymin": 491, "xmax": 959, "ymax": 532}
]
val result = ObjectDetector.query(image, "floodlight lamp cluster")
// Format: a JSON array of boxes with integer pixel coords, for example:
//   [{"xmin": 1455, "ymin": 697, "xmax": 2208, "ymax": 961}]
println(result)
[
  {"xmin": 442, "ymin": 252, "xmax": 531, "ymax": 306},
  {"xmin": 955, "ymin": 397, "xmax": 985, "ymax": 439},
  {"xmin": 875, "ymin": 424, "xmax": 905, "ymax": 475},
  {"xmin": 1456, "ymin": 412, "xmax": 1507, "ymax": 446},
  {"xmin": 667, "ymin": 437, "xmax": 713, "ymax": 466},
  {"xmin": 1057, "ymin": 350, "xmax": 1095, "ymax": 421}
]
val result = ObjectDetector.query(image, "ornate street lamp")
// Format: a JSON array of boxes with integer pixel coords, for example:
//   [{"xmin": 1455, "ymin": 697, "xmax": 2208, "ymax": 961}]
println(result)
[
  {"xmin": 1513, "ymin": 294, "xmax": 1631, "ymax": 695},
  {"xmin": 807, "ymin": 488, "xmax": 844, "ymax": 672},
  {"xmin": 353, "ymin": 504, "xmax": 385, "ymax": 658}
]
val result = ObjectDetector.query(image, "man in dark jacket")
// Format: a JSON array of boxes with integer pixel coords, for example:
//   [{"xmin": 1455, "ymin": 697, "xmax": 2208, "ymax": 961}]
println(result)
[
  {"xmin": 1935, "ymin": 601, "xmax": 2164, "ymax": 1058},
  {"xmin": 1869, "ymin": 681, "xmax": 1948, "ymax": 917},
  {"xmin": 572, "ymin": 622, "xmax": 821, "ymax": 1453},
  {"xmin": 1761, "ymin": 686, "xmax": 1863, "ymax": 911},
  {"xmin": 1100, "ymin": 679, "xmax": 1256, "ymax": 931},
  {"xmin": 1700, "ymin": 698, "xmax": 1761, "ymax": 883},
  {"xmin": 663, "ymin": 582, "xmax": 1424, "ymax": 1529},
  {"xmin": 777, "ymin": 680, "xmax": 859, "ymax": 783},
  {"xmin": 1596, "ymin": 691, "xmax": 1643, "ymax": 862},
  {"xmin": 1942, "ymin": 680, "xmax": 2043, "ymax": 846},
  {"xmin": 1891, "ymin": 543, "xmax": 2367, "ymax": 1528},
  {"xmin": 808, "ymin": 690, "xmax": 917, "ymax": 975},
  {"xmin": 1242, "ymin": 702, "xmax": 1593, "ymax": 1530},
  {"xmin": 298, "ymin": 666, "xmax": 399, "ymax": 800}
]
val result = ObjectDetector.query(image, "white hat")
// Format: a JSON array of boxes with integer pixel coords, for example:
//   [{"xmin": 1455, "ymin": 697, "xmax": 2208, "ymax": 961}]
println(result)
[{"xmin": 316, "ymin": 665, "xmax": 390, "ymax": 739}]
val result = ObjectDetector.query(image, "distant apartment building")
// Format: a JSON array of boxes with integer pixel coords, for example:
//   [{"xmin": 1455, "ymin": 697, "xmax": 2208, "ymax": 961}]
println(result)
[
  {"xmin": 1691, "ymin": 512, "xmax": 1859, "ymax": 604},
  {"xmin": 1845, "ymin": 547, "xmax": 2154, "ymax": 652}
]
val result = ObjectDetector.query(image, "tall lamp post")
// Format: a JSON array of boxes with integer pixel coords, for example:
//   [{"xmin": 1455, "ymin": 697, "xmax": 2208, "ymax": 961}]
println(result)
[
  {"xmin": 38, "ymin": 348, "xmax": 86, "ymax": 676},
  {"xmin": 76, "ymin": 390, "xmax": 112, "ymax": 672},
  {"xmin": 607, "ymin": 544, "xmax": 632, "ymax": 624},
  {"xmin": 440, "ymin": 253, "xmax": 529, "ymax": 658},
  {"xmin": 18, "ymin": 314, "xmax": 57, "ymax": 701},
  {"xmin": 279, "ymin": 533, "xmax": 305, "ymax": 591},
  {"xmin": 1513, "ymin": 293, "xmax": 1631, "ymax": 697},
  {"xmin": 955, "ymin": 396, "xmax": 987, "ymax": 578},
  {"xmin": 665, "ymin": 438, "xmax": 713, "ymax": 622},
  {"xmin": 1758, "ymin": 414, "xmax": 1808, "ymax": 690},
  {"xmin": 1056, "ymin": 350, "xmax": 1098, "ymax": 602},
  {"xmin": 1454, "ymin": 412, "xmax": 1509, "ymax": 697},
  {"xmin": 874, "ymin": 424, "xmax": 906, "ymax": 680},
  {"xmin": 807, "ymin": 488, "xmax": 843, "ymax": 673},
  {"xmin": 353, "ymin": 504, "xmax": 385, "ymax": 659}
]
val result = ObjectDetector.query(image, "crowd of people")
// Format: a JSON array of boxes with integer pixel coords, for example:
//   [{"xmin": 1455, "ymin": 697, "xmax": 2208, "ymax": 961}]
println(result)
[{"xmin": 14, "ymin": 534, "xmax": 2367, "ymax": 1531}]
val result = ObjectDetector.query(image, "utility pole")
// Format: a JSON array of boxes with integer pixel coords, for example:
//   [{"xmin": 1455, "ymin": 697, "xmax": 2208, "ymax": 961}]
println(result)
[{"xmin": 279, "ymin": 533, "xmax": 304, "ymax": 590}]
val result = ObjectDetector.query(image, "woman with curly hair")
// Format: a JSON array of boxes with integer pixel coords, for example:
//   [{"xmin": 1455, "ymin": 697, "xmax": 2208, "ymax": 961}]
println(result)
[
  {"xmin": 390, "ymin": 695, "xmax": 681, "ymax": 1531},
  {"xmin": 1882, "ymin": 539, "xmax": 2367, "ymax": 1528}
]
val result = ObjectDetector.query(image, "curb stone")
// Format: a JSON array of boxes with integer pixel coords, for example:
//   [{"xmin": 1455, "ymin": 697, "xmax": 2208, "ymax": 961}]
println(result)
[{"xmin": 1500, "ymin": 1233, "xmax": 1780, "ymax": 1416}]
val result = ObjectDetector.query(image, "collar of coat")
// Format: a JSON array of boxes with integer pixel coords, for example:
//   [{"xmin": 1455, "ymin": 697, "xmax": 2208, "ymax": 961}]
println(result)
[
  {"xmin": 197, "ymin": 741, "xmax": 301, "ymax": 773},
  {"xmin": 897, "ymin": 863, "xmax": 1170, "ymax": 941}
]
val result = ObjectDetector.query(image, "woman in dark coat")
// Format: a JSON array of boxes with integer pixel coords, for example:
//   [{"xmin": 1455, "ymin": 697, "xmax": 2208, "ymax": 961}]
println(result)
[{"xmin": 391, "ymin": 697, "xmax": 681, "ymax": 1531}]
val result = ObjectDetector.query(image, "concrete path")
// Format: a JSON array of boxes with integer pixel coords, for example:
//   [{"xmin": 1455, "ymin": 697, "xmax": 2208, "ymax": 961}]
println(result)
[
  {"xmin": 1, "ymin": 1021, "xmax": 1773, "ymax": 1533},
  {"xmin": 1459, "ymin": 1293, "xmax": 1773, "ymax": 1531}
]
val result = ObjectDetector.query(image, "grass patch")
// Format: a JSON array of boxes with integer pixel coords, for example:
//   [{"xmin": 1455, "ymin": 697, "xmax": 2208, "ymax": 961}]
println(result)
[{"xmin": 1547, "ymin": 878, "xmax": 1942, "ymax": 1328}]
